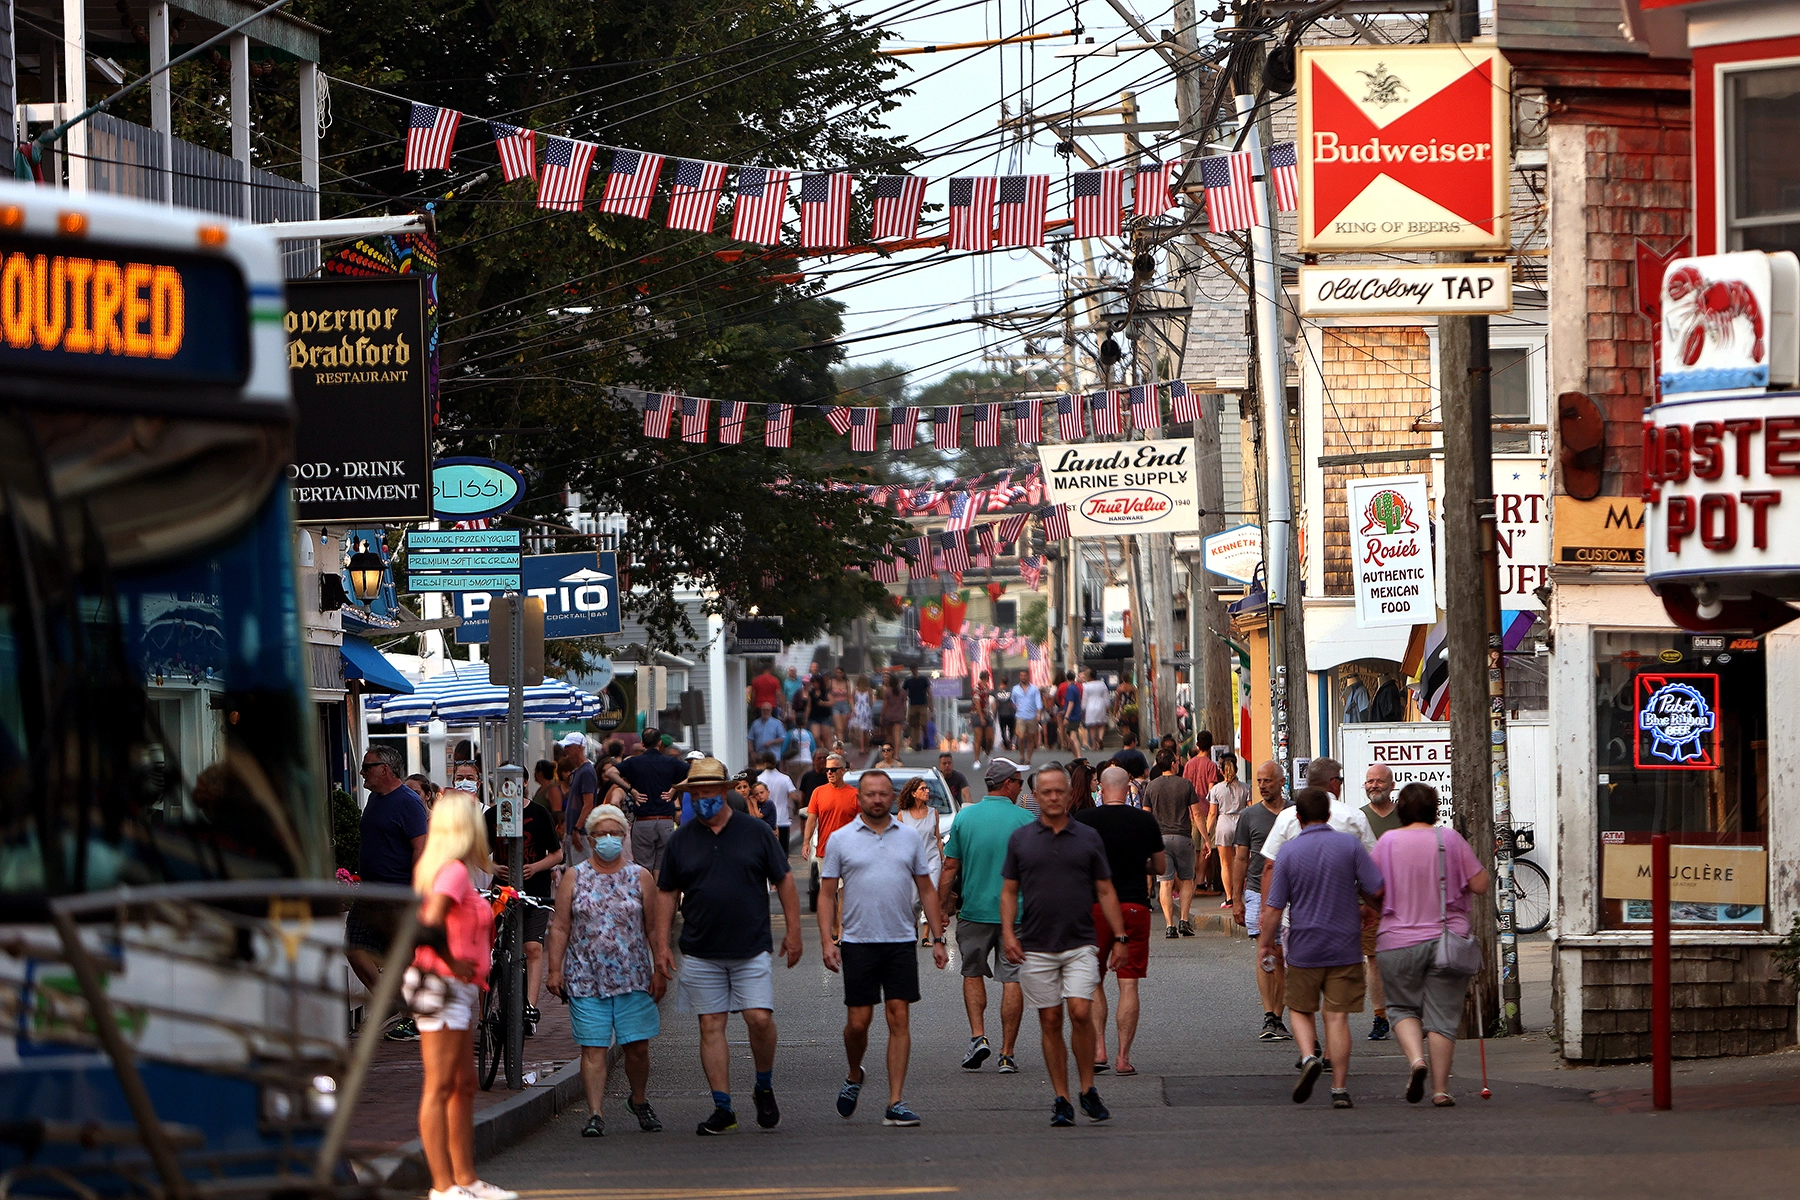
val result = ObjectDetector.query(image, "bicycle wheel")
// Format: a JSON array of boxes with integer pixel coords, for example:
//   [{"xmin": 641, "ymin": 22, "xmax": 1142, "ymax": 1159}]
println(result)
[
  {"xmin": 475, "ymin": 982, "xmax": 499, "ymax": 1090},
  {"xmin": 1510, "ymin": 857, "xmax": 1551, "ymax": 935}
]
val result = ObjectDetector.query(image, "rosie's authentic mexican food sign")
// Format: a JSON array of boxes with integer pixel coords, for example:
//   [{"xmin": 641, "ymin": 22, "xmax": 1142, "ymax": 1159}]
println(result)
[
  {"xmin": 1036, "ymin": 439, "xmax": 1201, "ymax": 536},
  {"xmin": 1347, "ymin": 474, "xmax": 1436, "ymax": 628},
  {"xmin": 286, "ymin": 278, "xmax": 432, "ymax": 523},
  {"xmin": 1296, "ymin": 44, "xmax": 1511, "ymax": 253}
]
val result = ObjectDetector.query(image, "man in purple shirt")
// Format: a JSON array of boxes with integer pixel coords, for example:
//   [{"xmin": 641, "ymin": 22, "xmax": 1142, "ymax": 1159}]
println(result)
[{"xmin": 1259, "ymin": 788, "xmax": 1383, "ymax": 1110}]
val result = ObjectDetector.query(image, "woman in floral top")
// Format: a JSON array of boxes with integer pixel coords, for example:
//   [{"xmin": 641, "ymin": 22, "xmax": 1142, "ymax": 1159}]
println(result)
[{"xmin": 547, "ymin": 803, "xmax": 666, "ymax": 1138}]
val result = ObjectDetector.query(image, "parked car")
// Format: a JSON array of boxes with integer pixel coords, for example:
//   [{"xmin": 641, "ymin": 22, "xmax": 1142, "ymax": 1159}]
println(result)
[{"xmin": 800, "ymin": 765, "xmax": 958, "ymax": 911}]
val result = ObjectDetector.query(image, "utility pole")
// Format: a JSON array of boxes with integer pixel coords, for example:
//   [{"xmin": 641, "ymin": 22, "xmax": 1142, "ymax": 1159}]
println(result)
[
  {"xmin": 1119, "ymin": 91, "xmax": 1156, "ymax": 743},
  {"xmin": 490, "ymin": 595, "xmax": 543, "ymax": 1088}
]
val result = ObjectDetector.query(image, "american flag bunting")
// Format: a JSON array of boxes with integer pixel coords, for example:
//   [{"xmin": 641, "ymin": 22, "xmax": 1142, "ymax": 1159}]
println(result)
[
  {"xmin": 976, "ymin": 524, "xmax": 997, "ymax": 559},
  {"xmin": 1128, "ymin": 383, "xmax": 1159, "ymax": 430},
  {"xmin": 643, "ymin": 391, "xmax": 676, "ymax": 438},
  {"xmin": 719, "ymin": 400, "xmax": 747, "ymax": 444},
  {"xmin": 1021, "ymin": 556, "xmax": 1046, "ymax": 592},
  {"xmin": 945, "ymin": 491, "xmax": 979, "ymax": 532},
  {"xmin": 1270, "ymin": 141, "xmax": 1299, "ymax": 213},
  {"xmin": 1040, "ymin": 503, "xmax": 1071, "ymax": 541},
  {"xmin": 732, "ymin": 167, "xmax": 792, "ymax": 245},
  {"xmin": 680, "ymin": 395, "xmax": 710, "ymax": 443},
  {"xmin": 1134, "ymin": 159, "xmax": 1182, "ymax": 217},
  {"xmin": 932, "ymin": 406, "xmax": 961, "ymax": 450},
  {"xmin": 902, "ymin": 536, "xmax": 928, "ymax": 565},
  {"xmin": 996, "ymin": 175, "xmax": 1050, "ymax": 248},
  {"xmin": 871, "ymin": 174, "xmax": 927, "ymax": 240},
  {"xmin": 490, "ymin": 121, "xmax": 535, "ymax": 182},
  {"xmin": 800, "ymin": 173, "xmax": 853, "ymax": 249},
  {"xmin": 537, "ymin": 136, "xmax": 599, "ymax": 210},
  {"xmin": 890, "ymin": 407, "xmax": 920, "ymax": 451},
  {"xmin": 1028, "ymin": 639, "xmax": 1052, "ymax": 685},
  {"xmin": 1168, "ymin": 380, "xmax": 1203, "ymax": 425},
  {"xmin": 974, "ymin": 403, "xmax": 1001, "ymax": 447},
  {"xmin": 1071, "ymin": 169, "xmax": 1123, "ymax": 238},
  {"xmin": 939, "ymin": 531, "xmax": 972, "ymax": 574},
  {"xmin": 997, "ymin": 512, "xmax": 1029, "ymax": 547},
  {"xmin": 849, "ymin": 407, "xmax": 879, "ymax": 452},
  {"xmin": 1089, "ymin": 389, "xmax": 1124, "ymax": 436},
  {"xmin": 404, "ymin": 104, "xmax": 460, "ymax": 172},
  {"xmin": 941, "ymin": 635, "xmax": 967, "ymax": 678},
  {"xmin": 947, "ymin": 177, "xmax": 998, "ymax": 252},
  {"xmin": 667, "ymin": 159, "xmax": 729, "ymax": 232},
  {"xmin": 764, "ymin": 403, "xmax": 794, "ymax": 448},
  {"xmin": 1013, "ymin": 398, "xmax": 1043, "ymax": 444},
  {"xmin": 1200, "ymin": 150, "xmax": 1256, "ymax": 233},
  {"xmin": 871, "ymin": 552, "xmax": 900, "ymax": 584},
  {"xmin": 825, "ymin": 405, "xmax": 854, "ymax": 436},
  {"xmin": 1056, "ymin": 392, "xmax": 1084, "ymax": 441},
  {"xmin": 599, "ymin": 149, "xmax": 665, "ymax": 220}
]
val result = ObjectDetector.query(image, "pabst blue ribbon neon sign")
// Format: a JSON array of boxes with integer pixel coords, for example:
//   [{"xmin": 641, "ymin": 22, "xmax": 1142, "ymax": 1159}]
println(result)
[{"xmin": 1634, "ymin": 674, "xmax": 1719, "ymax": 770}]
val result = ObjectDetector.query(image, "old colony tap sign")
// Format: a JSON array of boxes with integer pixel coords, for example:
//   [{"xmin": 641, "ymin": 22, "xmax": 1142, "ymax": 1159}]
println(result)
[
  {"xmin": 1296, "ymin": 44, "xmax": 1511, "ymax": 253},
  {"xmin": 1036, "ymin": 438, "xmax": 1201, "ymax": 536},
  {"xmin": 1347, "ymin": 474, "xmax": 1436, "ymax": 628}
]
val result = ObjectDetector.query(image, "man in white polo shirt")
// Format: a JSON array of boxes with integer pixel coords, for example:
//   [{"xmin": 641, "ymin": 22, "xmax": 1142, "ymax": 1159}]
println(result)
[{"xmin": 819, "ymin": 770, "xmax": 950, "ymax": 1127}]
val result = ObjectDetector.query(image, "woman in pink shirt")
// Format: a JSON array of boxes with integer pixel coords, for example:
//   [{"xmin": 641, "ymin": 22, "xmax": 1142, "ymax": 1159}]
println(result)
[
  {"xmin": 407, "ymin": 795, "xmax": 516, "ymax": 1200},
  {"xmin": 1369, "ymin": 783, "xmax": 1490, "ymax": 1108}
]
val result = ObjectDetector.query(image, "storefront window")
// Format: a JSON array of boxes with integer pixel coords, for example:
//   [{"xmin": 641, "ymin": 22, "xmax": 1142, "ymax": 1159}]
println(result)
[
  {"xmin": 1727, "ymin": 63, "xmax": 1800, "ymax": 254},
  {"xmin": 1592, "ymin": 632, "xmax": 1768, "ymax": 931}
]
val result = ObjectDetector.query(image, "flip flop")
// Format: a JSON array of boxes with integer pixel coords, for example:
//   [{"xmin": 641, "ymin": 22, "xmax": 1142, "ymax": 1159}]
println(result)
[
  {"xmin": 1432, "ymin": 1092, "xmax": 1456, "ymax": 1107},
  {"xmin": 1113, "ymin": 1065, "xmax": 1138, "ymax": 1077},
  {"xmin": 1092, "ymin": 1062, "xmax": 1111, "ymax": 1074}
]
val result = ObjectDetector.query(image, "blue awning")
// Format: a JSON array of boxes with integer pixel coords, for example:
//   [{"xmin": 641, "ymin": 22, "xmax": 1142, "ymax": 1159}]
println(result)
[{"xmin": 340, "ymin": 634, "xmax": 414, "ymax": 694}]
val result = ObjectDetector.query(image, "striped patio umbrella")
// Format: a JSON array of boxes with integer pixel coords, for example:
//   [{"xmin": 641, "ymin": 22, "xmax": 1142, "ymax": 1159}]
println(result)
[{"xmin": 367, "ymin": 664, "xmax": 602, "ymax": 724}]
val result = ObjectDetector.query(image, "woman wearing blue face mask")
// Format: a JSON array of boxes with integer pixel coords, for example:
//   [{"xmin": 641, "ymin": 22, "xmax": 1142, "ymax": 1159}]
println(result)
[{"xmin": 546, "ymin": 803, "xmax": 666, "ymax": 1138}]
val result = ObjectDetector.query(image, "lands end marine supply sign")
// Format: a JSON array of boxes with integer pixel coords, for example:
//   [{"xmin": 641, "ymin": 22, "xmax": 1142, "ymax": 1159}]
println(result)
[
  {"xmin": 286, "ymin": 278, "xmax": 431, "ymax": 523},
  {"xmin": 1036, "ymin": 438, "xmax": 1200, "ymax": 536},
  {"xmin": 1347, "ymin": 474, "xmax": 1436, "ymax": 628},
  {"xmin": 1297, "ymin": 44, "xmax": 1510, "ymax": 253}
]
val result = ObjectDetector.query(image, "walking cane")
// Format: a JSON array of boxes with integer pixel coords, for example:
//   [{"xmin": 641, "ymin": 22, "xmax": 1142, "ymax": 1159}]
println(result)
[{"xmin": 1474, "ymin": 977, "xmax": 1492, "ymax": 1099}]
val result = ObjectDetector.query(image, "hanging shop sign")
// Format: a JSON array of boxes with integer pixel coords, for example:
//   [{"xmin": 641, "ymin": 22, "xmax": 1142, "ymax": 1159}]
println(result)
[
  {"xmin": 431, "ymin": 457, "xmax": 525, "ymax": 520},
  {"xmin": 1102, "ymin": 585, "xmax": 1131, "ymax": 644},
  {"xmin": 1203, "ymin": 524, "xmax": 1264, "ymax": 584},
  {"xmin": 1035, "ymin": 438, "xmax": 1201, "ymax": 536},
  {"xmin": 403, "ymin": 528, "xmax": 522, "ymax": 593},
  {"xmin": 453, "ymin": 552, "xmax": 620, "ymax": 643},
  {"xmin": 1337, "ymin": 721, "xmax": 1453, "ymax": 825},
  {"xmin": 1641, "ymin": 392, "xmax": 1800, "ymax": 593},
  {"xmin": 1633, "ymin": 672, "xmax": 1719, "ymax": 770},
  {"xmin": 594, "ymin": 681, "xmax": 629, "ymax": 732},
  {"xmin": 1657, "ymin": 250, "xmax": 1798, "ymax": 398},
  {"xmin": 1346, "ymin": 474, "xmax": 1436, "ymax": 628},
  {"xmin": 729, "ymin": 618, "xmax": 785, "ymax": 655},
  {"xmin": 1493, "ymin": 455, "xmax": 1549, "ymax": 610},
  {"xmin": 1297, "ymin": 263, "xmax": 1512, "ymax": 317},
  {"xmin": 1552, "ymin": 495, "xmax": 1644, "ymax": 567},
  {"xmin": 287, "ymin": 277, "xmax": 431, "ymax": 523},
  {"xmin": 1296, "ymin": 44, "xmax": 1511, "ymax": 254}
]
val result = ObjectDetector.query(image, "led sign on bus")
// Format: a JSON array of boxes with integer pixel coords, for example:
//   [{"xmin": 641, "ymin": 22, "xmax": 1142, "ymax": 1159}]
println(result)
[{"xmin": 0, "ymin": 236, "xmax": 248, "ymax": 384}]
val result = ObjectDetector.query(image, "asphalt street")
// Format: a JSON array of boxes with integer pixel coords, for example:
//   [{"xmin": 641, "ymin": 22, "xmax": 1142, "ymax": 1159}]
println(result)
[{"xmin": 480, "ymin": 747, "xmax": 1800, "ymax": 1197}]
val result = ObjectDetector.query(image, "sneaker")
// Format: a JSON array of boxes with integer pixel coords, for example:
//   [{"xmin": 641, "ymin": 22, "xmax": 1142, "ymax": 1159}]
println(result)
[
  {"xmin": 626, "ymin": 1097, "xmax": 662, "ymax": 1132},
  {"xmin": 428, "ymin": 1189, "xmax": 474, "ymax": 1200},
  {"xmin": 384, "ymin": 1017, "xmax": 419, "ymax": 1042},
  {"xmin": 463, "ymin": 1183, "xmax": 518, "ymax": 1200},
  {"xmin": 695, "ymin": 1106, "xmax": 737, "ymax": 1136},
  {"xmin": 997, "ymin": 1054, "xmax": 1018, "ymax": 1074},
  {"xmin": 882, "ymin": 1102, "xmax": 922, "ymax": 1127},
  {"xmin": 1368, "ymin": 1015, "xmax": 1391, "ymax": 1042},
  {"xmin": 1220, "ymin": 899, "xmax": 1233, "ymax": 908},
  {"xmin": 752, "ymin": 1086, "xmax": 780, "ymax": 1129},
  {"xmin": 836, "ymin": 1073, "xmax": 863, "ymax": 1119},
  {"xmin": 961, "ymin": 1035, "xmax": 992, "ymax": 1071},
  {"xmin": 1178, "ymin": 920, "xmax": 1196, "ymax": 937},
  {"xmin": 1258, "ymin": 1013, "xmax": 1283, "ymax": 1042},
  {"xmin": 1269, "ymin": 1018, "xmax": 1293, "ymax": 1041},
  {"xmin": 1293, "ymin": 1055, "xmax": 1323, "ymax": 1104},
  {"xmin": 1332, "ymin": 1089, "xmax": 1354, "ymax": 1109},
  {"xmin": 1079, "ymin": 1087, "xmax": 1111, "ymax": 1122},
  {"xmin": 1050, "ymin": 1096, "xmax": 1077, "ymax": 1127},
  {"xmin": 1165, "ymin": 925, "xmax": 1180, "ymax": 940},
  {"xmin": 580, "ymin": 1114, "xmax": 604, "ymax": 1138}
]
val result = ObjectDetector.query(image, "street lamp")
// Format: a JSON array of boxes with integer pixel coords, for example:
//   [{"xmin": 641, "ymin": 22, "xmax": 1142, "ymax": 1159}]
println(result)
[{"xmin": 347, "ymin": 540, "xmax": 385, "ymax": 603}]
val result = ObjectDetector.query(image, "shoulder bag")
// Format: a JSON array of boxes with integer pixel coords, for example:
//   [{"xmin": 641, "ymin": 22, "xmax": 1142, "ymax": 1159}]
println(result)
[{"xmin": 1435, "ymin": 828, "xmax": 1485, "ymax": 976}]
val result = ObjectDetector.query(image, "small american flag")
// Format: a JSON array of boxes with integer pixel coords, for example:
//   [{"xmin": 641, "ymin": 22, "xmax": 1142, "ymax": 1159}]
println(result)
[
  {"xmin": 1168, "ymin": 380, "xmax": 1203, "ymax": 425},
  {"xmin": 800, "ymin": 173, "xmax": 853, "ymax": 249},
  {"xmin": 732, "ymin": 167, "xmax": 792, "ymax": 245},
  {"xmin": 1028, "ymin": 638, "xmax": 1052, "ymax": 686},
  {"xmin": 941, "ymin": 634, "xmax": 967, "ymax": 678},
  {"xmin": 490, "ymin": 121, "xmax": 535, "ymax": 182},
  {"xmin": 1134, "ymin": 159, "xmax": 1181, "ymax": 217},
  {"xmin": 1071, "ymin": 169, "xmax": 1123, "ymax": 238},
  {"xmin": 1270, "ymin": 141, "xmax": 1299, "ymax": 213},
  {"xmin": 996, "ymin": 175, "xmax": 1050, "ymax": 248},
  {"xmin": 537, "ymin": 136, "xmax": 598, "ymax": 210},
  {"xmin": 976, "ymin": 524, "xmax": 998, "ymax": 559},
  {"xmin": 404, "ymin": 104, "xmax": 460, "ymax": 172},
  {"xmin": 871, "ymin": 174, "xmax": 927, "ymax": 239},
  {"xmin": 680, "ymin": 395, "xmax": 710, "ymax": 443},
  {"xmin": 945, "ymin": 491, "xmax": 978, "ymax": 531},
  {"xmin": 1021, "ymin": 557, "xmax": 1046, "ymax": 593},
  {"xmin": 903, "ymin": 535, "xmax": 928, "ymax": 564},
  {"xmin": 643, "ymin": 391, "xmax": 676, "ymax": 438},
  {"xmin": 1013, "ymin": 398, "xmax": 1043, "ymax": 444},
  {"xmin": 1128, "ymin": 383, "xmax": 1159, "ymax": 430},
  {"xmin": 719, "ymin": 400, "xmax": 747, "ymax": 444},
  {"xmin": 997, "ymin": 512, "xmax": 1029, "ymax": 547},
  {"xmin": 1201, "ymin": 151, "xmax": 1256, "ymax": 233},
  {"xmin": 948, "ymin": 177, "xmax": 997, "ymax": 252},
  {"xmin": 871, "ymin": 552, "xmax": 900, "ymax": 584},
  {"xmin": 932, "ymin": 406, "xmax": 961, "ymax": 450},
  {"xmin": 849, "ymin": 407, "xmax": 878, "ymax": 452},
  {"xmin": 824, "ymin": 405, "xmax": 854, "ymax": 435},
  {"xmin": 667, "ymin": 159, "xmax": 729, "ymax": 232},
  {"xmin": 1040, "ymin": 503, "xmax": 1071, "ymax": 541},
  {"xmin": 764, "ymin": 403, "xmax": 794, "ymax": 447},
  {"xmin": 939, "ymin": 531, "xmax": 972, "ymax": 574},
  {"xmin": 890, "ymin": 407, "xmax": 920, "ymax": 450},
  {"xmin": 1057, "ymin": 392, "xmax": 1084, "ymax": 441},
  {"xmin": 974, "ymin": 403, "xmax": 1001, "ymax": 447},
  {"xmin": 599, "ymin": 149, "xmax": 665, "ymax": 220},
  {"xmin": 1089, "ymin": 389, "xmax": 1124, "ymax": 436}
]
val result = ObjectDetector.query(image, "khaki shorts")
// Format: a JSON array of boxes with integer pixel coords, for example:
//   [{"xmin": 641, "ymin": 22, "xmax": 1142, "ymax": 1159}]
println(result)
[
  {"xmin": 1019, "ymin": 946, "xmax": 1100, "ymax": 1012},
  {"xmin": 1285, "ymin": 963, "xmax": 1367, "ymax": 1014}
]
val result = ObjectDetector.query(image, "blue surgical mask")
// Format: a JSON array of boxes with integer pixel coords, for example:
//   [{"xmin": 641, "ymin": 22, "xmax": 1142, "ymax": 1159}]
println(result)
[
  {"xmin": 593, "ymin": 835, "xmax": 624, "ymax": 862},
  {"xmin": 691, "ymin": 791, "xmax": 725, "ymax": 819}
]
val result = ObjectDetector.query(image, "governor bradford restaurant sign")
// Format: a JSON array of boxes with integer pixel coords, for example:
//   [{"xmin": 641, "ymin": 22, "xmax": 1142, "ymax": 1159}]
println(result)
[
  {"xmin": 1036, "ymin": 438, "xmax": 1201, "ymax": 537},
  {"xmin": 1296, "ymin": 44, "xmax": 1511, "ymax": 253}
]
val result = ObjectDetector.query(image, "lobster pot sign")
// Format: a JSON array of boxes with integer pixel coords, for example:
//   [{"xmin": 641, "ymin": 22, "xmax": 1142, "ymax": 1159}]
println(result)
[
  {"xmin": 1347, "ymin": 474, "xmax": 1436, "ymax": 628},
  {"xmin": 1658, "ymin": 250, "xmax": 1799, "ymax": 398}
]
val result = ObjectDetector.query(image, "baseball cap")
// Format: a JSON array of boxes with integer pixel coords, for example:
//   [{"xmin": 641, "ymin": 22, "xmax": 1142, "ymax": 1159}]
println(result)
[
  {"xmin": 984, "ymin": 757, "xmax": 1024, "ymax": 788},
  {"xmin": 558, "ymin": 733, "xmax": 585, "ymax": 748}
]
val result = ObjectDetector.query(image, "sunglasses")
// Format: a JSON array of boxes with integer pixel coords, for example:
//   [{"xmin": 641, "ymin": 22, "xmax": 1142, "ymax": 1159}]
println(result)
[
  {"xmin": 359, "ymin": 762, "xmax": 382, "ymax": 773},
  {"xmin": 827, "ymin": 766, "xmax": 845, "ymax": 772}
]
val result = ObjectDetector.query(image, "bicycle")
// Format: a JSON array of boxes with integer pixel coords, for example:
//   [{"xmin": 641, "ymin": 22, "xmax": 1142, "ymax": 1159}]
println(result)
[
  {"xmin": 475, "ymin": 888, "xmax": 554, "ymax": 1091},
  {"xmin": 1497, "ymin": 824, "xmax": 1551, "ymax": 936}
]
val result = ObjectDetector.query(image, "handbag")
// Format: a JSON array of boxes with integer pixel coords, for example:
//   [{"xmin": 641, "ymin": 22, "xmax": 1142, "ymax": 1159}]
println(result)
[
  {"xmin": 1434, "ymin": 828, "xmax": 1485, "ymax": 976},
  {"xmin": 401, "ymin": 965, "xmax": 450, "ymax": 1017}
]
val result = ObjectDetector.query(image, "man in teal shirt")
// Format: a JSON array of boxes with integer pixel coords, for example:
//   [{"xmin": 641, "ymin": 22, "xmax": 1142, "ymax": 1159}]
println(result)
[{"xmin": 937, "ymin": 757, "xmax": 1036, "ymax": 1074}]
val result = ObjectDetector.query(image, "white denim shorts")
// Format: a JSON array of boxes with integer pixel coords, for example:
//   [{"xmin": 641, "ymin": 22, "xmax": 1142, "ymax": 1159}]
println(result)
[{"xmin": 413, "ymin": 977, "xmax": 480, "ymax": 1033}]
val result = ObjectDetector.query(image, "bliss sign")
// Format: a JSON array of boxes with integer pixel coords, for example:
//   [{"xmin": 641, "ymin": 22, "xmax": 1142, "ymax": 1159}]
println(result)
[{"xmin": 1634, "ymin": 674, "xmax": 1719, "ymax": 770}]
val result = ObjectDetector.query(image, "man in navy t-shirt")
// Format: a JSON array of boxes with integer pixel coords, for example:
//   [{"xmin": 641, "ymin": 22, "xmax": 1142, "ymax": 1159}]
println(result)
[
  {"xmin": 619, "ymin": 728, "xmax": 689, "ymax": 874},
  {"xmin": 347, "ymin": 744, "xmax": 428, "ymax": 1038}
]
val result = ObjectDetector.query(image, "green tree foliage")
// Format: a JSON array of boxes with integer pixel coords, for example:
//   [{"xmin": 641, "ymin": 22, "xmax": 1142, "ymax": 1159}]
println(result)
[{"xmin": 1017, "ymin": 596, "xmax": 1048, "ymax": 643}]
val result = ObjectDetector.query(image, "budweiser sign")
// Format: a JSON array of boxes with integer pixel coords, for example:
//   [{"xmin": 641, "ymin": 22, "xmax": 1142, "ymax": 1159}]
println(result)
[{"xmin": 1297, "ymin": 45, "xmax": 1511, "ymax": 253}]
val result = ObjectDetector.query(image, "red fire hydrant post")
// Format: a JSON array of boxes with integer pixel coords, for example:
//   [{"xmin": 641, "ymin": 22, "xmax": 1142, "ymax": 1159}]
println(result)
[{"xmin": 1651, "ymin": 833, "xmax": 1672, "ymax": 1111}]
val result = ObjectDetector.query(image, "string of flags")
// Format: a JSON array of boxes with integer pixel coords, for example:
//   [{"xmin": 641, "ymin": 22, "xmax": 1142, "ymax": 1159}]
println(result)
[{"xmin": 401, "ymin": 100, "xmax": 1300, "ymax": 247}]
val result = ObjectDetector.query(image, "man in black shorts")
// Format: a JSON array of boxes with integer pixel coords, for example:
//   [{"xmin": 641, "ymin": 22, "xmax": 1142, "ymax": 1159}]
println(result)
[
  {"xmin": 819, "ymin": 771, "xmax": 950, "ymax": 1127},
  {"xmin": 486, "ymin": 788, "xmax": 562, "ymax": 1036}
]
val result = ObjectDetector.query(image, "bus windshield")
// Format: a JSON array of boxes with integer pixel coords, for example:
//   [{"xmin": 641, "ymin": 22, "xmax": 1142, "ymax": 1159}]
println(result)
[{"xmin": 0, "ymin": 410, "xmax": 324, "ymax": 913}]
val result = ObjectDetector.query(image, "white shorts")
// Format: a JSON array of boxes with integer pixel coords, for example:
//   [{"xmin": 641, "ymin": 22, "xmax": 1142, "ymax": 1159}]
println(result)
[
  {"xmin": 677, "ymin": 951, "xmax": 775, "ymax": 1015},
  {"xmin": 414, "ymin": 977, "xmax": 480, "ymax": 1033},
  {"xmin": 1019, "ymin": 946, "xmax": 1100, "ymax": 1011}
]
